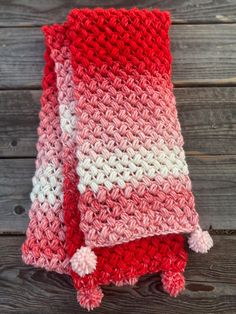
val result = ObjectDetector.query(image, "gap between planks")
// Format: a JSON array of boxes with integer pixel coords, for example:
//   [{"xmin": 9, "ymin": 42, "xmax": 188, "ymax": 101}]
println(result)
[
  {"xmin": 0, "ymin": 235, "xmax": 236, "ymax": 314},
  {"xmin": 1, "ymin": 0, "xmax": 236, "ymax": 26}
]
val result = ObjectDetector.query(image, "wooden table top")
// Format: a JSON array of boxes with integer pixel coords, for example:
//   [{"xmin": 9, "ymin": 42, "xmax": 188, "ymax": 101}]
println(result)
[{"xmin": 0, "ymin": 1, "xmax": 236, "ymax": 313}]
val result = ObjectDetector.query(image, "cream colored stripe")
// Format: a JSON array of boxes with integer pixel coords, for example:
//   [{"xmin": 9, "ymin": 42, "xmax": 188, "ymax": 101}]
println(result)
[
  {"xmin": 31, "ymin": 163, "xmax": 63, "ymax": 206},
  {"xmin": 60, "ymin": 100, "xmax": 77, "ymax": 136},
  {"xmin": 77, "ymin": 143, "xmax": 189, "ymax": 193}
]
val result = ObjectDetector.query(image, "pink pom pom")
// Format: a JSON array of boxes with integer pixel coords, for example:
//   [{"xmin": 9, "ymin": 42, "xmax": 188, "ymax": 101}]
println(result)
[
  {"xmin": 188, "ymin": 227, "xmax": 213, "ymax": 253},
  {"xmin": 70, "ymin": 246, "xmax": 97, "ymax": 277},
  {"xmin": 77, "ymin": 286, "xmax": 103, "ymax": 310},
  {"xmin": 161, "ymin": 271, "xmax": 185, "ymax": 297}
]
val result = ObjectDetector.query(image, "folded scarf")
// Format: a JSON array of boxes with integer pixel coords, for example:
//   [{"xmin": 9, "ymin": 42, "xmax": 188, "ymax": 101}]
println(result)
[{"xmin": 22, "ymin": 8, "xmax": 213, "ymax": 310}]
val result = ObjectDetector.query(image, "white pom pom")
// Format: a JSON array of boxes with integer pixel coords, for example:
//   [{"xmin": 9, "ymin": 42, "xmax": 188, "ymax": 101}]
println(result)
[
  {"xmin": 188, "ymin": 227, "xmax": 213, "ymax": 253},
  {"xmin": 70, "ymin": 246, "xmax": 97, "ymax": 277}
]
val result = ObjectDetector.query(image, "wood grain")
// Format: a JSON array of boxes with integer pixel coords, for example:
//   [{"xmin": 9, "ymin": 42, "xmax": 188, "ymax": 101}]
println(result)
[
  {"xmin": 0, "ymin": 1, "xmax": 235, "ymax": 312},
  {"xmin": 0, "ymin": 90, "xmax": 39, "ymax": 157},
  {"xmin": 0, "ymin": 155, "xmax": 235, "ymax": 234},
  {"xmin": 0, "ymin": 235, "xmax": 235, "ymax": 313},
  {"xmin": 1, "ymin": 87, "xmax": 236, "ymax": 157},
  {"xmin": 0, "ymin": 25, "xmax": 236, "ymax": 89},
  {"xmin": 0, "ymin": 0, "xmax": 236, "ymax": 26}
]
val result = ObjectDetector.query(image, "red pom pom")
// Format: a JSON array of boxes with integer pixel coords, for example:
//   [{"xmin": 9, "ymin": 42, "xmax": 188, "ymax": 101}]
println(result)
[
  {"xmin": 77, "ymin": 286, "xmax": 104, "ymax": 311},
  {"xmin": 161, "ymin": 271, "xmax": 185, "ymax": 297}
]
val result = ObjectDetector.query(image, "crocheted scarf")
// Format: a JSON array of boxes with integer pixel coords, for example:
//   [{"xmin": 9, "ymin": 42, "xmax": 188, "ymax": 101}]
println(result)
[{"xmin": 22, "ymin": 8, "xmax": 213, "ymax": 310}]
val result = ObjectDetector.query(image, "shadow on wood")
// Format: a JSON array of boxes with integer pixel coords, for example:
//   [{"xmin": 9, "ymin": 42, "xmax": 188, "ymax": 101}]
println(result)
[{"xmin": 0, "ymin": 235, "xmax": 235, "ymax": 313}]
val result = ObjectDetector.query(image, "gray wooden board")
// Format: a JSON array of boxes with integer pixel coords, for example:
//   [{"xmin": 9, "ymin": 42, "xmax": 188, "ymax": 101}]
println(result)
[
  {"xmin": 1, "ymin": 87, "xmax": 236, "ymax": 157},
  {"xmin": 0, "ymin": 25, "xmax": 236, "ymax": 89},
  {"xmin": 0, "ymin": 156, "xmax": 235, "ymax": 234},
  {"xmin": 0, "ymin": 1, "xmax": 235, "ymax": 312},
  {"xmin": 0, "ymin": 90, "xmax": 39, "ymax": 157},
  {"xmin": 0, "ymin": 235, "xmax": 235, "ymax": 313},
  {"xmin": 0, "ymin": 0, "xmax": 236, "ymax": 26}
]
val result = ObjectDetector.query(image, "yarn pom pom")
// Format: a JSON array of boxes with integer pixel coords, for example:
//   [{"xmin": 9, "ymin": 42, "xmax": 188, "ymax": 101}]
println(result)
[
  {"xmin": 70, "ymin": 246, "xmax": 97, "ymax": 277},
  {"xmin": 161, "ymin": 271, "xmax": 185, "ymax": 297},
  {"xmin": 77, "ymin": 286, "xmax": 103, "ymax": 310},
  {"xmin": 188, "ymin": 228, "xmax": 213, "ymax": 253}
]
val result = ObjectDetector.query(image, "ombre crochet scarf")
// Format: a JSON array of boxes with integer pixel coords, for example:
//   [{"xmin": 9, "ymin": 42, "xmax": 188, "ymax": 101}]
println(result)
[{"xmin": 22, "ymin": 8, "xmax": 213, "ymax": 310}]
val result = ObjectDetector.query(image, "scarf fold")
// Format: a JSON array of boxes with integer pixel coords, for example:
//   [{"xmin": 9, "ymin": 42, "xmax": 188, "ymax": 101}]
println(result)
[{"xmin": 22, "ymin": 8, "xmax": 213, "ymax": 310}]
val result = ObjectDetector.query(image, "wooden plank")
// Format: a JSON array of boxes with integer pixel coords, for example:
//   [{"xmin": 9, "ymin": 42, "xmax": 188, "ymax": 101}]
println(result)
[
  {"xmin": 0, "ymin": 159, "xmax": 34, "ymax": 234},
  {"xmin": 0, "ymin": 90, "xmax": 39, "ymax": 157},
  {"xmin": 1, "ymin": 87, "xmax": 236, "ymax": 157},
  {"xmin": 0, "ymin": 0, "xmax": 236, "ymax": 26},
  {"xmin": 176, "ymin": 87, "xmax": 236, "ymax": 156},
  {"xmin": 0, "ymin": 235, "xmax": 235, "ymax": 313},
  {"xmin": 0, "ymin": 25, "xmax": 236, "ymax": 89},
  {"xmin": 0, "ymin": 156, "xmax": 235, "ymax": 234}
]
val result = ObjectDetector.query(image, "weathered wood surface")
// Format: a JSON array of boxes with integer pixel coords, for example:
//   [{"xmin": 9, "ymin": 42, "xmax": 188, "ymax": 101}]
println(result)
[
  {"xmin": 0, "ymin": 1, "xmax": 235, "ymax": 312},
  {"xmin": 0, "ymin": 235, "xmax": 235, "ymax": 313},
  {"xmin": 0, "ymin": 155, "xmax": 235, "ymax": 234},
  {"xmin": 0, "ymin": 0, "xmax": 236, "ymax": 26},
  {"xmin": 0, "ymin": 25, "xmax": 236, "ymax": 89},
  {"xmin": 0, "ymin": 90, "xmax": 39, "ymax": 157},
  {"xmin": 1, "ymin": 87, "xmax": 236, "ymax": 158}
]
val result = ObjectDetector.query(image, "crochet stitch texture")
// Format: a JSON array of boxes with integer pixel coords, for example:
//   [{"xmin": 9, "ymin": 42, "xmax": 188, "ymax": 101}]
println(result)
[
  {"xmin": 22, "ymin": 8, "xmax": 213, "ymax": 310},
  {"xmin": 67, "ymin": 9, "xmax": 199, "ymax": 249},
  {"xmin": 22, "ymin": 47, "xmax": 69, "ymax": 274}
]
